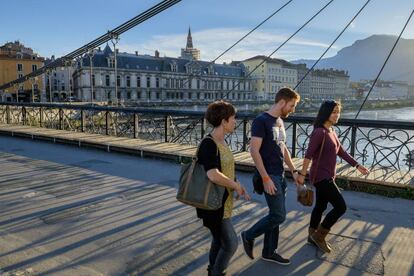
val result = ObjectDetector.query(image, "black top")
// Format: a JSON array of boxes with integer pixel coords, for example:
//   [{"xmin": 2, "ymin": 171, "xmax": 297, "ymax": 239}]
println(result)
[{"xmin": 196, "ymin": 135, "xmax": 229, "ymax": 233}]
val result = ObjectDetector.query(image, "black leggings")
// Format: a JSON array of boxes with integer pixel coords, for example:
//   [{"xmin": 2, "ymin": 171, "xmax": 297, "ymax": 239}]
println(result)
[{"xmin": 310, "ymin": 178, "xmax": 347, "ymax": 230}]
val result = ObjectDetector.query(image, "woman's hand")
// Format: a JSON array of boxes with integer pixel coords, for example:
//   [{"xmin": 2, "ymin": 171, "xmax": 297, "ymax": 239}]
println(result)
[
  {"xmin": 296, "ymin": 174, "xmax": 305, "ymax": 185},
  {"xmin": 241, "ymin": 186, "xmax": 251, "ymax": 200},
  {"xmin": 234, "ymin": 182, "xmax": 251, "ymax": 200},
  {"xmin": 357, "ymin": 164, "xmax": 370, "ymax": 175}
]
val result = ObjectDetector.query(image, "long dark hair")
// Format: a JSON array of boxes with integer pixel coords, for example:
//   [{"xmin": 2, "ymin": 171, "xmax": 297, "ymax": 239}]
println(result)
[{"xmin": 313, "ymin": 100, "xmax": 341, "ymax": 129}]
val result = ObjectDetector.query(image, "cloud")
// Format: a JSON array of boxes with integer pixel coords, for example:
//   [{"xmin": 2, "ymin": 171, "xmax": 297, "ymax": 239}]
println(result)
[{"xmin": 118, "ymin": 27, "xmax": 338, "ymax": 63}]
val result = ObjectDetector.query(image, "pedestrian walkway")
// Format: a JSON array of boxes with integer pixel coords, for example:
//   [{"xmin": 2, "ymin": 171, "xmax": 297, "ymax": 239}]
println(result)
[
  {"xmin": 0, "ymin": 124, "xmax": 413, "ymax": 190},
  {"xmin": 0, "ymin": 136, "xmax": 413, "ymax": 275}
]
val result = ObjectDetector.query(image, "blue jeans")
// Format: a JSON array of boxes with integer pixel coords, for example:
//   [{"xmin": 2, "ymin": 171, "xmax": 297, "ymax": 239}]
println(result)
[
  {"xmin": 207, "ymin": 218, "xmax": 238, "ymax": 275},
  {"xmin": 245, "ymin": 174, "xmax": 287, "ymax": 256}
]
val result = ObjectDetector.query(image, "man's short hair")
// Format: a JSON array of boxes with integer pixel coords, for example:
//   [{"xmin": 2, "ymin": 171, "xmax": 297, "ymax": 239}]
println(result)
[{"xmin": 275, "ymin": 87, "xmax": 300, "ymax": 103}]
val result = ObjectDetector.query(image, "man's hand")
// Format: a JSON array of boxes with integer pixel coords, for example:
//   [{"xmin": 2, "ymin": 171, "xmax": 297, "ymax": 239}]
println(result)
[
  {"xmin": 292, "ymin": 171, "xmax": 299, "ymax": 185},
  {"xmin": 263, "ymin": 177, "xmax": 277, "ymax": 195}
]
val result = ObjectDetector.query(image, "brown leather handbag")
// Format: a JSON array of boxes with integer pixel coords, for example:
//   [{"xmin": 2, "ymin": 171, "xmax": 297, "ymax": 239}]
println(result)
[{"xmin": 297, "ymin": 132, "xmax": 326, "ymax": 206}]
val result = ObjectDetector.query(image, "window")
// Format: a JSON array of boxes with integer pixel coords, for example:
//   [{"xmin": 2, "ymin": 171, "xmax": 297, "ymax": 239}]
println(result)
[
  {"xmin": 137, "ymin": 76, "xmax": 141, "ymax": 88},
  {"xmin": 127, "ymin": 92, "xmax": 131, "ymax": 99},
  {"xmin": 92, "ymin": 75, "xmax": 95, "ymax": 86},
  {"xmin": 61, "ymin": 82, "xmax": 65, "ymax": 91},
  {"xmin": 117, "ymin": 75, "xmax": 120, "ymax": 87},
  {"xmin": 32, "ymin": 65, "xmax": 37, "ymax": 72},
  {"xmin": 197, "ymin": 79, "xmax": 200, "ymax": 89},
  {"xmin": 17, "ymin": 64, "xmax": 23, "ymax": 71},
  {"xmin": 156, "ymin": 77, "xmax": 159, "ymax": 88},
  {"xmin": 126, "ymin": 76, "xmax": 131, "ymax": 87},
  {"xmin": 108, "ymin": 58, "xmax": 115, "ymax": 68},
  {"xmin": 146, "ymin": 77, "xmax": 151, "ymax": 88},
  {"xmin": 105, "ymin": 75, "xmax": 110, "ymax": 86},
  {"xmin": 171, "ymin": 63, "xmax": 177, "ymax": 72},
  {"xmin": 166, "ymin": 78, "xmax": 170, "ymax": 88},
  {"xmin": 18, "ymin": 73, "xmax": 23, "ymax": 79},
  {"xmin": 188, "ymin": 78, "xmax": 192, "ymax": 89}
]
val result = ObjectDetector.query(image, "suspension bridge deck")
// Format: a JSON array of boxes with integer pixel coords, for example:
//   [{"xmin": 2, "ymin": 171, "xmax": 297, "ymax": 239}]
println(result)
[{"xmin": 0, "ymin": 124, "xmax": 412, "ymax": 191}]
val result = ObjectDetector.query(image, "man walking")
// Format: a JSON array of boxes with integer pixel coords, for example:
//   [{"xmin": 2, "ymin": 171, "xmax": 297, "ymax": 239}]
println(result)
[{"xmin": 241, "ymin": 87, "xmax": 300, "ymax": 265}]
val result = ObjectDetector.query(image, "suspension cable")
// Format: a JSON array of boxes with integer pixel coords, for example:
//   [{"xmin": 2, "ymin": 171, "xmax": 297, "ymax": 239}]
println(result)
[
  {"xmin": 354, "ymin": 9, "xmax": 414, "ymax": 119},
  {"xmin": 178, "ymin": 0, "xmax": 296, "ymax": 94},
  {"xmin": 339, "ymin": 9, "xmax": 414, "ymax": 145},
  {"xmin": 294, "ymin": 0, "xmax": 372, "ymax": 90},
  {"xmin": 223, "ymin": 0, "xmax": 335, "ymax": 99},
  {"xmin": 0, "ymin": 0, "xmax": 181, "ymax": 90}
]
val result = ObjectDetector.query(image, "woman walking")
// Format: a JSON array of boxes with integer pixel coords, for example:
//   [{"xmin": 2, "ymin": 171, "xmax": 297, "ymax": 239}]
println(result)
[
  {"xmin": 297, "ymin": 100, "xmax": 369, "ymax": 253},
  {"xmin": 197, "ymin": 100, "xmax": 250, "ymax": 275}
]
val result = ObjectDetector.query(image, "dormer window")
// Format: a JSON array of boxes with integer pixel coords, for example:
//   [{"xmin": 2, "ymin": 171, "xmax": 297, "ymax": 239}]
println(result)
[
  {"xmin": 108, "ymin": 58, "xmax": 115, "ymax": 68},
  {"xmin": 171, "ymin": 63, "xmax": 177, "ymax": 72}
]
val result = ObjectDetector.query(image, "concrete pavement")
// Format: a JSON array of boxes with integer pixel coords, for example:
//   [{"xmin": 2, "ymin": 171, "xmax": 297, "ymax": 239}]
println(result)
[{"xmin": 0, "ymin": 136, "xmax": 413, "ymax": 275}]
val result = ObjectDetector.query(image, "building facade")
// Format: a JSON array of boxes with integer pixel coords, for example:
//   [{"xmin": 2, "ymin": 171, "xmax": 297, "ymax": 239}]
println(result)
[
  {"xmin": 44, "ymin": 56, "xmax": 75, "ymax": 102},
  {"xmin": 242, "ymin": 56, "xmax": 297, "ymax": 100},
  {"xmin": 296, "ymin": 67, "xmax": 350, "ymax": 100},
  {"xmin": 361, "ymin": 80, "xmax": 409, "ymax": 100},
  {"xmin": 0, "ymin": 41, "xmax": 44, "ymax": 102},
  {"xmin": 73, "ymin": 45, "xmax": 253, "ymax": 102}
]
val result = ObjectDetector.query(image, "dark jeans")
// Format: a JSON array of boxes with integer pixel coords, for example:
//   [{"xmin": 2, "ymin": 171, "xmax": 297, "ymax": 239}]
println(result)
[
  {"xmin": 244, "ymin": 174, "xmax": 287, "ymax": 257},
  {"xmin": 207, "ymin": 218, "xmax": 238, "ymax": 275},
  {"xmin": 310, "ymin": 178, "xmax": 347, "ymax": 230}
]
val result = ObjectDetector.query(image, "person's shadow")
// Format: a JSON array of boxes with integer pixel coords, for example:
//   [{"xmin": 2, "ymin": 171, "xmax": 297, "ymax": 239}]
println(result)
[{"xmin": 237, "ymin": 241, "xmax": 322, "ymax": 275}]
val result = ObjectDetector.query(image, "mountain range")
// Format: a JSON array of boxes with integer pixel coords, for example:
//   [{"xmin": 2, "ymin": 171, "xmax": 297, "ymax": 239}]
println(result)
[{"xmin": 291, "ymin": 35, "xmax": 414, "ymax": 84}]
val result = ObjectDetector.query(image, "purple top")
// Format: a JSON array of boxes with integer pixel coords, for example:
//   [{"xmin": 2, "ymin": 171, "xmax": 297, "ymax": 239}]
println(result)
[{"xmin": 305, "ymin": 127, "xmax": 358, "ymax": 184}]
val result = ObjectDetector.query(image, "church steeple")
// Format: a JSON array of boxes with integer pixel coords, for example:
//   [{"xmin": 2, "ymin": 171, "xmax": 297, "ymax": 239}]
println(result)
[
  {"xmin": 186, "ymin": 27, "xmax": 193, "ymax": 49},
  {"xmin": 181, "ymin": 26, "xmax": 200, "ymax": 60}
]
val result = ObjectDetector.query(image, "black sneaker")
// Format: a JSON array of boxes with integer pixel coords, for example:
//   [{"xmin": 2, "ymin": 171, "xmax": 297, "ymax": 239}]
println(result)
[
  {"xmin": 262, "ymin": 252, "xmax": 291, "ymax": 265},
  {"xmin": 241, "ymin": 231, "xmax": 254, "ymax": 259}
]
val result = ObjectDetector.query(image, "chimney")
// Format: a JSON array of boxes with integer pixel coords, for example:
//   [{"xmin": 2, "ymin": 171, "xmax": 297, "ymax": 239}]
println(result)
[
  {"xmin": 155, "ymin": 50, "xmax": 160, "ymax": 58},
  {"xmin": 98, "ymin": 47, "xmax": 101, "ymax": 51},
  {"xmin": 115, "ymin": 49, "xmax": 119, "ymax": 54},
  {"xmin": 135, "ymin": 51, "xmax": 139, "ymax": 56}
]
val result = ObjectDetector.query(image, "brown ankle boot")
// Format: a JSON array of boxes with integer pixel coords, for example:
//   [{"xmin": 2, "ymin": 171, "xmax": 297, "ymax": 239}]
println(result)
[
  {"xmin": 311, "ymin": 225, "xmax": 331, "ymax": 253},
  {"xmin": 307, "ymin": 227, "xmax": 317, "ymax": 245},
  {"xmin": 308, "ymin": 227, "xmax": 331, "ymax": 250}
]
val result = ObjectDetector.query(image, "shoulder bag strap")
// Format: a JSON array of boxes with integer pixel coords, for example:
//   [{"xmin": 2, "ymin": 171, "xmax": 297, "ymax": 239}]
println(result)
[
  {"xmin": 195, "ymin": 135, "xmax": 218, "ymax": 160},
  {"xmin": 311, "ymin": 131, "xmax": 326, "ymax": 184}
]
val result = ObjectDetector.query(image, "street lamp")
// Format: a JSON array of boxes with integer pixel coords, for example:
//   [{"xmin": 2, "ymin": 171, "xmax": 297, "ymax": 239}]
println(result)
[
  {"xmin": 47, "ymin": 69, "xmax": 53, "ymax": 102},
  {"xmin": 29, "ymin": 77, "xmax": 37, "ymax": 103},
  {"xmin": 87, "ymin": 49, "xmax": 96, "ymax": 103},
  {"xmin": 110, "ymin": 32, "xmax": 120, "ymax": 105}
]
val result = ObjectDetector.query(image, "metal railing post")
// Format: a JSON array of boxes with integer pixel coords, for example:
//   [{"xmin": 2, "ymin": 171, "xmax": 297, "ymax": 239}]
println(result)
[
  {"xmin": 291, "ymin": 122, "xmax": 297, "ymax": 158},
  {"xmin": 6, "ymin": 105, "xmax": 10, "ymax": 124},
  {"xmin": 350, "ymin": 125, "xmax": 357, "ymax": 157},
  {"xmin": 81, "ymin": 109, "xmax": 85, "ymax": 132},
  {"xmin": 39, "ymin": 107, "xmax": 43, "ymax": 127},
  {"xmin": 134, "ymin": 113, "xmax": 139, "ymax": 138},
  {"xmin": 22, "ymin": 106, "xmax": 26, "ymax": 125},
  {"xmin": 59, "ymin": 108, "xmax": 63, "ymax": 130},
  {"xmin": 242, "ymin": 118, "xmax": 248, "ymax": 152},
  {"xmin": 106, "ymin": 111, "xmax": 110, "ymax": 135}
]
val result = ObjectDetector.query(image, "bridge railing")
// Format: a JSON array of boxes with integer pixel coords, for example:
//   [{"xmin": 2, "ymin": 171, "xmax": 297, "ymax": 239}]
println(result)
[{"xmin": 0, "ymin": 102, "xmax": 413, "ymax": 171}]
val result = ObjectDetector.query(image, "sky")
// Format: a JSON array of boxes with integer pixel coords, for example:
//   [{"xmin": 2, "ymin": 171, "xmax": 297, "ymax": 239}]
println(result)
[{"xmin": 1, "ymin": 0, "xmax": 413, "ymax": 63}]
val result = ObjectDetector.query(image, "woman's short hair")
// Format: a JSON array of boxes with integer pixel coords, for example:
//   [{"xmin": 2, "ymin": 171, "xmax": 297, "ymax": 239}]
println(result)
[
  {"xmin": 205, "ymin": 100, "xmax": 236, "ymax": 127},
  {"xmin": 314, "ymin": 100, "xmax": 342, "ymax": 128}
]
